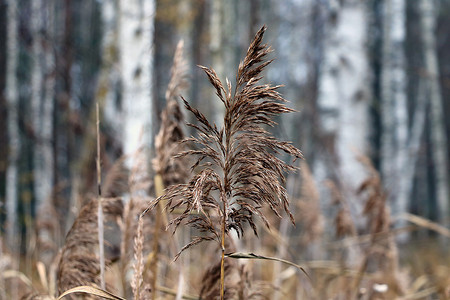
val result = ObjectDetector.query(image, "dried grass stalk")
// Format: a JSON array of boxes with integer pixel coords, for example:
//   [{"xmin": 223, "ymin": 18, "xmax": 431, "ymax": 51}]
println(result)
[
  {"xmin": 145, "ymin": 25, "xmax": 302, "ymax": 300},
  {"xmin": 96, "ymin": 103, "xmax": 106, "ymax": 291},
  {"xmin": 132, "ymin": 216, "xmax": 144, "ymax": 300}
]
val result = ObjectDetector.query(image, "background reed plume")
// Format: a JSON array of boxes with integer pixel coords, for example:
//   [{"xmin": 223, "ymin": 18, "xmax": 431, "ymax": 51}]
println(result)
[
  {"xmin": 354, "ymin": 155, "xmax": 406, "ymax": 298},
  {"xmin": 145, "ymin": 25, "xmax": 302, "ymax": 299},
  {"xmin": 153, "ymin": 40, "xmax": 189, "ymax": 189},
  {"xmin": 56, "ymin": 197, "xmax": 123, "ymax": 296}
]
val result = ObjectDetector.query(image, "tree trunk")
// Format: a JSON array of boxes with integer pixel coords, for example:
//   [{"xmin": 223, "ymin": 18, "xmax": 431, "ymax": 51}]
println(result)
[
  {"xmin": 380, "ymin": 0, "xmax": 408, "ymax": 220},
  {"xmin": 0, "ymin": 0, "xmax": 8, "ymax": 226},
  {"xmin": 35, "ymin": 0, "xmax": 56, "ymax": 265},
  {"xmin": 5, "ymin": 0, "xmax": 19, "ymax": 248},
  {"xmin": 101, "ymin": 0, "xmax": 121, "ymax": 140},
  {"xmin": 31, "ymin": 0, "xmax": 46, "ymax": 210},
  {"xmin": 43, "ymin": 0, "xmax": 55, "ymax": 210},
  {"xmin": 314, "ymin": 0, "xmax": 370, "ymax": 227},
  {"xmin": 209, "ymin": 0, "xmax": 225, "ymax": 125},
  {"xmin": 119, "ymin": 0, "xmax": 155, "ymax": 163},
  {"xmin": 59, "ymin": 0, "xmax": 75, "ymax": 235},
  {"xmin": 419, "ymin": 0, "xmax": 449, "ymax": 223},
  {"xmin": 404, "ymin": 80, "xmax": 427, "ymax": 216}
]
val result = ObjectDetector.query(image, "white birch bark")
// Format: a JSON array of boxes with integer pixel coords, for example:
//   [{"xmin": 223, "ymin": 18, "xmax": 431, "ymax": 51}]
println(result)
[
  {"xmin": 380, "ymin": 0, "xmax": 408, "ymax": 219},
  {"xmin": 419, "ymin": 0, "xmax": 449, "ymax": 223},
  {"xmin": 119, "ymin": 0, "xmax": 155, "ymax": 164},
  {"xmin": 31, "ymin": 0, "xmax": 48, "ymax": 210},
  {"xmin": 380, "ymin": 2, "xmax": 395, "ymax": 193},
  {"xmin": 101, "ymin": 0, "xmax": 121, "ymax": 137},
  {"xmin": 42, "ymin": 0, "xmax": 55, "ymax": 211},
  {"xmin": 36, "ymin": 0, "xmax": 56, "ymax": 264},
  {"xmin": 210, "ymin": 0, "xmax": 224, "ymax": 78},
  {"xmin": 5, "ymin": 0, "xmax": 20, "ymax": 248},
  {"xmin": 209, "ymin": 0, "xmax": 225, "ymax": 126},
  {"xmin": 315, "ymin": 0, "xmax": 370, "ymax": 219},
  {"xmin": 208, "ymin": 0, "xmax": 236, "ymax": 127}
]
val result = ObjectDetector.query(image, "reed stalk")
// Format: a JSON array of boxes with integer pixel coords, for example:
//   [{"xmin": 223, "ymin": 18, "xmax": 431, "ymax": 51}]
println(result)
[{"xmin": 96, "ymin": 102, "xmax": 106, "ymax": 290}]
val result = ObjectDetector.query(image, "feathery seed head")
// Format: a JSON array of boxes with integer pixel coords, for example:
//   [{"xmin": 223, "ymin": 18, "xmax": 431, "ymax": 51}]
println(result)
[{"xmin": 145, "ymin": 25, "xmax": 302, "ymax": 258}]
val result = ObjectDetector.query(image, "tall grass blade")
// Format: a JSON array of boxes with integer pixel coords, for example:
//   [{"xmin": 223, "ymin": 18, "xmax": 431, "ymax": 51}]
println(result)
[{"xmin": 226, "ymin": 252, "xmax": 310, "ymax": 281}]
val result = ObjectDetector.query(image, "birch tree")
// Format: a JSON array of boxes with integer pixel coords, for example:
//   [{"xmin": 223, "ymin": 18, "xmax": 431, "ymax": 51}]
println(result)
[
  {"xmin": 209, "ymin": 0, "xmax": 224, "ymax": 82},
  {"xmin": 42, "ymin": 0, "xmax": 56, "ymax": 209},
  {"xmin": 119, "ymin": 0, "xmax": 155, "ymax": 163},
  {"xmin": 0, "ymin": 2, "xmax": 7, "ymax": 230},
  {"xmin": 419, "ymin": 0, "xmax": 449, "ymax": 223},
  {"xmin": 34, "ymin": 0, "xmax": 56, "ymax": 264},
  {"xmin": 380, "ymin": 0, "xmax": 408, "ymax": 219},
  {"xmin": 31, "ymin": 0, "xmax": 52, "ymax": 212},
  {"xmin": 5, "ymin": 0, "xmax": 19, "ymax": 248},
  {"xmin": 315, "ymin": 0, "xmax": 370, "ymax": 209},
  {"xmin": 209, "ymin": 0, "xmax": 235, "ymax": 126},
  {"xmin": 100, "ymin": 0, "xmax": 121, "ymax": 137}
]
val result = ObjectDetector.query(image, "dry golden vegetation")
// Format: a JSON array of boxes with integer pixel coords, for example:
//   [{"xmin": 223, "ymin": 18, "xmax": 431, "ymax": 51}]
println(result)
[{"xmin": 1, "ymin": 26, "xmax": 449, "ymax": 300}]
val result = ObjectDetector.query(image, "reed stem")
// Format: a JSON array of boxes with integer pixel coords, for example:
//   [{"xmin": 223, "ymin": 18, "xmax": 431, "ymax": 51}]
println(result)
[
  {"xmin": 220, "ymin": 205, "xmax": 226, "ymax": 300},
  {"xmin": 96, "ymin": 102, "xmax": 106, "ymax": 290}
]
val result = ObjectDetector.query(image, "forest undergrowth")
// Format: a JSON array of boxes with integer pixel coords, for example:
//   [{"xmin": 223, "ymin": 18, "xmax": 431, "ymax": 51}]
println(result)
[{"xmin": 0, "ymin": 26, "xmax": 449, "ymax": 300}]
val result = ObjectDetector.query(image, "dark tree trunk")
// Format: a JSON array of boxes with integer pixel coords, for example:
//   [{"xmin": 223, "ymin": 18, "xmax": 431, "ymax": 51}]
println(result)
[{"xmin": 0, "ymin": 0, "xmax": 8, "ymax": 226}]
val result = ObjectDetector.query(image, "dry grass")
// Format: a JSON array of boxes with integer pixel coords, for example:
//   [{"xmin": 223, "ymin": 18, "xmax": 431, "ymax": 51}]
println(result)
[{"xmin": 0, "ymin": 26, "xmax": 449, "ymax": 300}]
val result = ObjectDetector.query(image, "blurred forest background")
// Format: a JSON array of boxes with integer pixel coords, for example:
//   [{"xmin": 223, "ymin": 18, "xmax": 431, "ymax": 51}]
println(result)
[{"xmin": 0, "ymin": 0, "xmax": 450, "ymax": 294}]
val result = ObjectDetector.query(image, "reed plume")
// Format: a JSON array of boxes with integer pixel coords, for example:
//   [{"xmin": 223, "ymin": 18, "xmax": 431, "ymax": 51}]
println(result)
[
  {"xmin": 153, "ymin": 40, "xmax": 189, "ymax": 188},
  {"xmin": 102, "ymin": 157, "xmax": 129, "ymax": 198},
  {"xmin": 327, "ymin": 180, "xmax": 357, "ymax": 238},
  {"xmin": 56, "ymin": 197, "xmax": 123, "ymax": 297},
  {"xmin": 353, "ymin": 155, "xmax": 404, "ymax": 297},
  {"xmin": 144, "ymin": 25, "xmax": 302, "ymax": 299}
]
